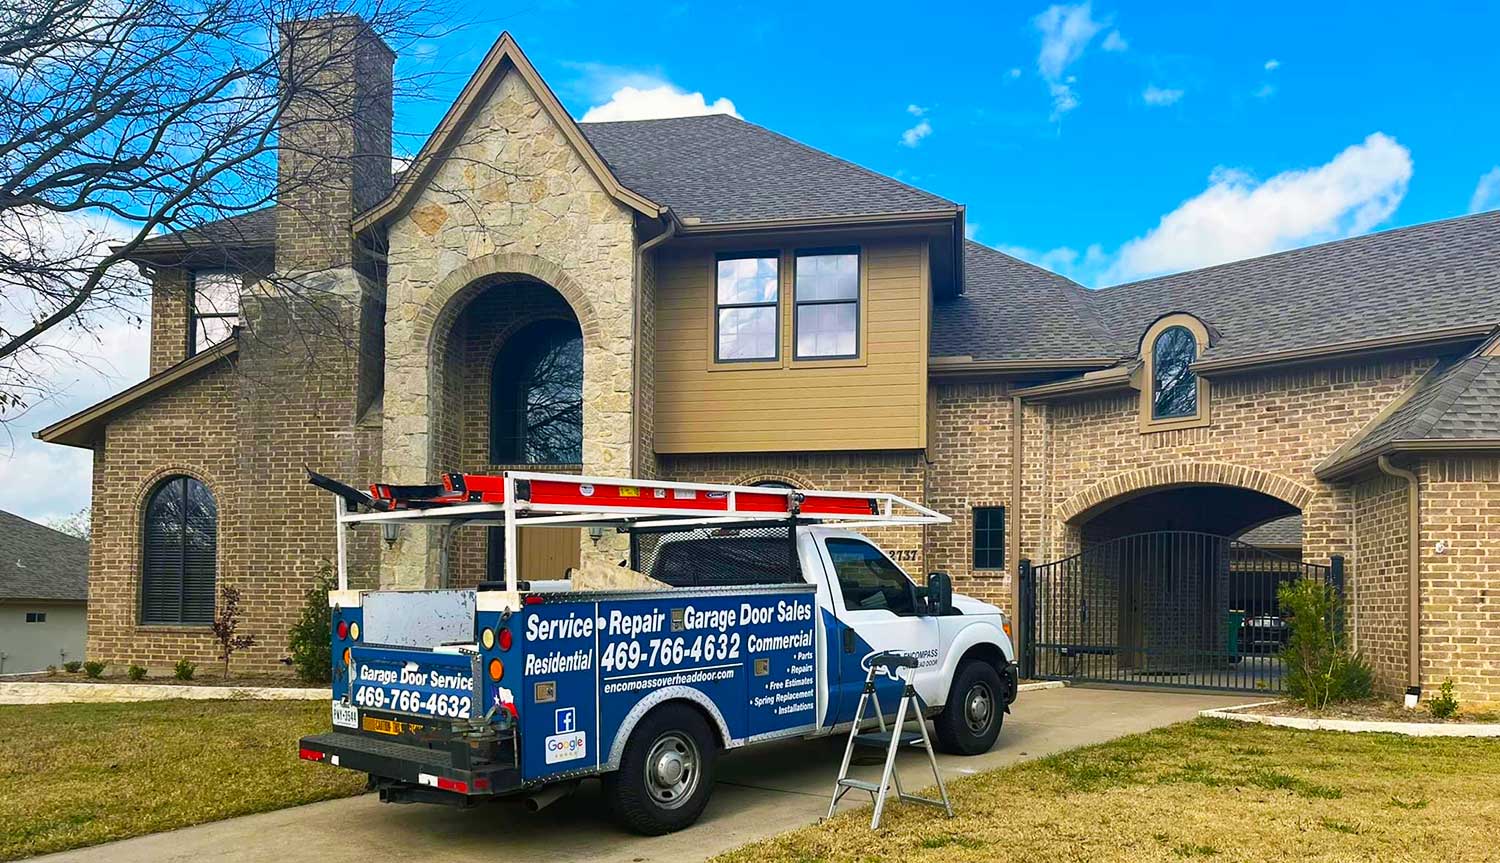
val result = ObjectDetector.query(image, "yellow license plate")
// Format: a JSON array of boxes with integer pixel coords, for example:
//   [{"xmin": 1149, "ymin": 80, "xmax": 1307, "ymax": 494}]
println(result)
[{"xmin": 362, "ymin": 717, "xmax": 408, "ymax": 735}]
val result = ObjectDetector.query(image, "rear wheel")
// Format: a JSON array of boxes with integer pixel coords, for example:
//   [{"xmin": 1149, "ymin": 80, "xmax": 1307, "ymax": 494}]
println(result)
[
  {"xmin": 604, "ymin": 703, "xmax": 717, "ymax": 834},
  {"xmin": 934, "ymin": 661, "xmax": 1004, "ymax": 755}
]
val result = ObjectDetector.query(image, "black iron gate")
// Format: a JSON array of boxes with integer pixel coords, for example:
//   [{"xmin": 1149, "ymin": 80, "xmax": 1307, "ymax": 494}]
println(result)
[{"xmin": 1018, "ymin": 531, "xmax": 1343, "ymax": 693}]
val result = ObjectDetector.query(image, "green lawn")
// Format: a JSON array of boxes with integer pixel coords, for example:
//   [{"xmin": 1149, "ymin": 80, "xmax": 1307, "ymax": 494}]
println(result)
[
  {"xmin": 716, "ymin": 718, "xmax": 1500, "ymax": 863},
  {"xmin": 0, "ymin": 699, "xmax": 364, "ymax": 860}
]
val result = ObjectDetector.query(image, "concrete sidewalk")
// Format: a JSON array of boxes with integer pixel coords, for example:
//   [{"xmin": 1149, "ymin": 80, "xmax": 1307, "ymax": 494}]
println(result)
[{"xmin": 36, "ymin": 687, "xmax": 1249, "ymax": 863}]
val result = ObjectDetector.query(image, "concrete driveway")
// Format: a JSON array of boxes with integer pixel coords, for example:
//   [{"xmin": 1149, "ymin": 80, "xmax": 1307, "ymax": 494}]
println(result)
[{"xmin": 38, "ymin": 686, "xmax": 1248, "ymax": 863}]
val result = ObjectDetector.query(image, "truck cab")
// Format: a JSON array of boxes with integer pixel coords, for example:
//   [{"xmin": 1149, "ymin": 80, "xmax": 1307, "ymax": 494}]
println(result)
[{"xmin": 298, "ymin": 472, "xmax": 1016, "ymax": 834}]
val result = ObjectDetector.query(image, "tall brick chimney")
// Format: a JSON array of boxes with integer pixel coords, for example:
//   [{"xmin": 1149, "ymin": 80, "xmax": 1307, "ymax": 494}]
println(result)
[{"xmin": 275, "ymin": 15, "xmax": 394, "ymax": 273}]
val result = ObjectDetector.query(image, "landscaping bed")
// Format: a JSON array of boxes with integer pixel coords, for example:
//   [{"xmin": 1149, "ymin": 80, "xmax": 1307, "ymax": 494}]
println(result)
[
  {"xmin": 8, "ymin": 671, "xmax": 324, "ymax": 688},
  {"xmin": 715, "ymin": 718, "xmax": 1500, "ymax": 863},
  {"xmin": 1234, "ymin": 698, "xmax": 1498, "ymax": 723},
  {"xmin": 0, "ymin": 699, "xmax": 363, "ymax": 860}
]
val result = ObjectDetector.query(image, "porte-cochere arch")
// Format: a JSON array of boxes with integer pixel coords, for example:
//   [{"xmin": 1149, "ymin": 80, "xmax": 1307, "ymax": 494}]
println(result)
[{"xmin": 1056, "ymin": 461, "xmax": 1316, "ymax": 526}]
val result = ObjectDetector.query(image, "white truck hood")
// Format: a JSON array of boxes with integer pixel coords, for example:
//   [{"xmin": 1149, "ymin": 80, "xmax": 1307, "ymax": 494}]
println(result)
[{"xmin": 951, "ymin": 593, "xmax": 1003, "ymax": 617}]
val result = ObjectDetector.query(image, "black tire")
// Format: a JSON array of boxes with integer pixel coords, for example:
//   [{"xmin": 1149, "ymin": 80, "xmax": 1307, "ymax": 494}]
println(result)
[
  {"xmin": 604, "ymin": 703, "xmax": 717, "ymax": 835},
  {"xmin": 934, "ymin": 661, "xmax": 1005, "ymax": 755}
]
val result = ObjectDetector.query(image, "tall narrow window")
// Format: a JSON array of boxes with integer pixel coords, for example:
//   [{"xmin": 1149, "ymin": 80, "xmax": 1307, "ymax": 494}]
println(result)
[
  {"xmin": 1151, "ymin": 325, "xmax": 1199, "ymax": 419},
  {"xmin": 715, "ymin": 253, "xmax": 779, "ymax": 361},
  {"xmin": 972, "ymin": 506, "xmax": 1006, "ymax": 569},
  {"xmin": 190, "ymin": 271, "xmax": 240, "ymax": 355},
  {"xmin": 794, "ymin": 248, "xmax": 859, "ymax": 359},
  {"xmin": 491, "ymin": 319, "xmax": 584, "ymax": 464},
  {"xmin": 141, "ymin": 475, "xmax": 217, "ymax": 625}
]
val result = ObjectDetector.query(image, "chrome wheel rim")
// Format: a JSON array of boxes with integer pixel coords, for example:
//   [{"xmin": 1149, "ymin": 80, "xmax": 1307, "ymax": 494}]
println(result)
[
  {"xmin": 645, "ymin": 732, "xmax": 699, "ymax": 808},
  {"xmin": 964, "ymin": 682, "xmax": 995, "ymax": 735}
]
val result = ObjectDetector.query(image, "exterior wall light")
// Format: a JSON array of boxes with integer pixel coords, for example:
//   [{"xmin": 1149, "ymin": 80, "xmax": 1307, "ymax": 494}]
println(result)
[{"xmin": 382, "ymin": 523, "xmax": 400, "ymax": 546}]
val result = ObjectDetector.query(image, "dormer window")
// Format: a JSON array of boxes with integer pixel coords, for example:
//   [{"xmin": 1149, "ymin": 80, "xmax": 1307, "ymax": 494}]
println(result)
[
  {"xmin": 1138, "ymin": 313, "xmax": 1211, "ymax": 432},
  {"xmin": 1151, "ymin": 326, "xmax": 1198, "ymax": 419},
  {"xmin": 190, "ymin": 271, "xmax": 240, "ymax": 355}
]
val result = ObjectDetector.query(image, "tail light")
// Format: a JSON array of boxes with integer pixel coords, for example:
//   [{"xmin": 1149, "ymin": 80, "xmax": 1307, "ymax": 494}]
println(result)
[
  {"xmin": 299, "ymin": 748, "xmax": 325, "ymax": 762},
  {"xmin": 498, "ymin": 628, "xmax": 513, "ymax": 651},
  {"xmin": 488, "ymin": 658, "xmax": 504, "ymax": 681},
  {"xmin": 337, "ymin": 620, "xmax": 349, "ymax": 640},
  {"xmin": 436, "ymin": 777, "xmax": 469, "ymax": 793}
]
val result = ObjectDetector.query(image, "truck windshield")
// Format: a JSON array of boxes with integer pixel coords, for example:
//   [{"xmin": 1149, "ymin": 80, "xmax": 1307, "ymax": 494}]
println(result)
[{"xmin": 825, "ymin": 538, "xmax": 917, "ymax": 616}]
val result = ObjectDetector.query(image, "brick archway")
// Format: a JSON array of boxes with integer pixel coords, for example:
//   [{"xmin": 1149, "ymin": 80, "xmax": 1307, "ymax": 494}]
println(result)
[{"xmin": 1056, "ymin": 462, "xmax": 1316, "ymax": 526}]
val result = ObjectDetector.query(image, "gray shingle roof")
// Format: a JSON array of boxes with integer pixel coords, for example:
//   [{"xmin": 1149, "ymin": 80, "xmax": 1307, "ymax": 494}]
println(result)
[
  {"xmin": 1238, "ymin": 514, "xmax": 1301, "ymax": 548},
  {"xmin": 579, "ymin": 114, "xmax": 956, "ymax": 225},
  {"xmin": 135, "ymin": 206, "xmax": 278, "ymax": 254},
  {"xmin": 1081, "ymin": 211, "xmax": 1500, "ymax": 364},
  {"xmin": 931, "ymin": 241, "xmax": 1116, "ymax": 361},
  {"xmin": 0, "ymin": 511, "xmax": 88, "ymax": 602},
  {"xmin": 1346, "ymin": 355, "xmax": 1500, "ymax": 460}
]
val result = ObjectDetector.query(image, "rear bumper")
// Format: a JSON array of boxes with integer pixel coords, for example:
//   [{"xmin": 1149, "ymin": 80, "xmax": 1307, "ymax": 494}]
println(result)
[{"xmin": 298, "ymin": 731, "xmax": 521, "ymax": 798}]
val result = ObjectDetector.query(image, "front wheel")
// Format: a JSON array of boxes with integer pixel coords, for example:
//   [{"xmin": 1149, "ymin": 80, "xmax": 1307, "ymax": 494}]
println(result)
[
  {"xmin": 934, "ymin": 661, "xmax": 1005, "ymax": 755},
  {"xmin": 604, "ymin": 704, "xmax": 717, "ymax": 835}
]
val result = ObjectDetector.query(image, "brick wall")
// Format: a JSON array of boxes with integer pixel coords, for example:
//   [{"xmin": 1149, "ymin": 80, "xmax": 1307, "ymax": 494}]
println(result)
[
  {"xmin": 148, "ymin": 268, "xmax": 189, "ymax": 374},
  {"xmin": 926, "ymin": 381, "xmax": 1014, "ymax": 607},
  {"xmin": 1418, "ymin": 456, "xmax": 1500, "ymax": 703},
  {"xmin": 1350, "ymin": 472, "xmax": 1410, "ymax": 696}
]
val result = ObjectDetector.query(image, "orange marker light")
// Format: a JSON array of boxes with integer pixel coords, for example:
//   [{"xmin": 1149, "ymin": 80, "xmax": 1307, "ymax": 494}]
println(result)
[
  {"xmin": 343, "ymin": 647, "xmax": 352, "ymax": 666},
  {"xmin": 488, "ymin": 658, "xmax": 503, "ymax": 681}
]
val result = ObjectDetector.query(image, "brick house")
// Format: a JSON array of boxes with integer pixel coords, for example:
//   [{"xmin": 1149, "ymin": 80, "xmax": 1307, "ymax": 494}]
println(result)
[{"xmin": 37, "ymin": 19, "xmax": 1500, "ymax": 701}]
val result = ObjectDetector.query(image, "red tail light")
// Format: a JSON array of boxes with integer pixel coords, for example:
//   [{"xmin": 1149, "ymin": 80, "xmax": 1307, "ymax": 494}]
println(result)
[
  {"xmin": 498, "ymin": 628, "xmax": 513, "ymax": 651},
  {"xmin": 298, "ymin": 748, "xmax": 324, "ymax": 762},
  {"xmin": 436, "ymin": 777, "xmax": 469, "ymax": 793},
  {"xmin": 337, "ymin": 620, "xmax": 349, "ymax": 640}
]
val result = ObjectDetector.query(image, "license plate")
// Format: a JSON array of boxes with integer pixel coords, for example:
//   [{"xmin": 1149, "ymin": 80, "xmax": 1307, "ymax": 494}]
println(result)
[{"xmin": 331, "ymin": 702, "xmax": 358, "ymax": 728}]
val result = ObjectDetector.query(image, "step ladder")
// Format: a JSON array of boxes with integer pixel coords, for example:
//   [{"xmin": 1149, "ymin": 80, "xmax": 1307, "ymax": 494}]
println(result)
[{"xmin": 826, "ymin": 651, "xmax": 953, "ymax": 829}]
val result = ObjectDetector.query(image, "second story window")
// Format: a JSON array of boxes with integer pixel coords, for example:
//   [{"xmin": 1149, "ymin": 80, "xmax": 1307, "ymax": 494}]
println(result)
[
  {"xmin": 715, "ymin": 253, "xmax": 779, "ymax": 362},
  {"xmin": 794, "ymin": 248, "xmax": 859, "ymax": 359},
  {"xmin": 1151, "ymin": 325, "xmax": 1199, "ymax": 419},
  {"xmin": 190, "ymin": 271, "xmax": 240, "ymax": 355}
]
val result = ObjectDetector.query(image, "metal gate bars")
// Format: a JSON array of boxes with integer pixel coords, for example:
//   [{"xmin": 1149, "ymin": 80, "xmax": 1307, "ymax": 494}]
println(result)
[{"xmin": 1018, "ymin": 531, "xmax": 1343, "ymax": 693}]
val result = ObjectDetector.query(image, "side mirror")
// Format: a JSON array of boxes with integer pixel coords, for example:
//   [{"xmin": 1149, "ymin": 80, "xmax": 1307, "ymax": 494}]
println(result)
[{"xmin": 925, "ymin": 571, "xmax": 953, "ymax": 616}]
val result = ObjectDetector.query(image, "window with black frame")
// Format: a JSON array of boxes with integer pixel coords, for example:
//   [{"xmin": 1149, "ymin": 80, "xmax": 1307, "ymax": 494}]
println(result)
[
  {"xmin": 715, "ymin": 253, "xmax": 779, "ymax": 361},
  {"xmin": 972, "ymin": 506, "xmax": 1005, "ymax": 569},
  {"xmin": 491, "ymin": 319, "xmax": 584, "ymax": 464},
  {"xmin": 190, "ymin": 271, "xmax": 239, "ymax": 355},
  {"xmin": 1151, "ymin": 325, "xmax": 1199, "ymax": 419},
  {"xmin": 140, "ymin": 475, "xmax": 217, "ymax": 625},
  {"xmin": 825, "ymin": 537, "xmax": 917, "ymax": 615},
  {"xmin": 794, "ymin": 248, "xmax": 859, "ymax": 359}
]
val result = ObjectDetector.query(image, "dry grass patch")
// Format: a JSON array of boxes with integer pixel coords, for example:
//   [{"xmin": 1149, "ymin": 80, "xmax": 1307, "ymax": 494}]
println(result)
[
  {"xmin": 0, "ymin": 699, "xmax": 364, "ymax": 860},
  {"xmin": 716, "ymin": 718, "xmax": 1500, "ymax": 863}
]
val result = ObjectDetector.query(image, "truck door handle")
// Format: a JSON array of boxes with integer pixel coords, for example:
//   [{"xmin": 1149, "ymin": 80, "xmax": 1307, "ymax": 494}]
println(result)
[{"xmin": 842, "ymin": 628, "xmax": 855, "ymax": 654}]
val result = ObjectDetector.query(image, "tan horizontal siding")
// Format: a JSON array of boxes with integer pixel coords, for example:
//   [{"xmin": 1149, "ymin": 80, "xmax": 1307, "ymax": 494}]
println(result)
[{"xmin": 653, "ymin": 238, "xmax": 929, "ymax": 454}]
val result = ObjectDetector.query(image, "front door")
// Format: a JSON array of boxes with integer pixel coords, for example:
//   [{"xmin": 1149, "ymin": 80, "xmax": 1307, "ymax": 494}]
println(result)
[{"xmin": 816, "ymin": 535, "xmax": 941, "ymax": 725}]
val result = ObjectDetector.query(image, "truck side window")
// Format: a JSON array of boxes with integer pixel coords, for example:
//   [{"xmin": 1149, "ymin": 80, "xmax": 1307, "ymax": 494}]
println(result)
[{"xmin": 825, "ymin": 538, "xmax": 916, "ymax": 616}]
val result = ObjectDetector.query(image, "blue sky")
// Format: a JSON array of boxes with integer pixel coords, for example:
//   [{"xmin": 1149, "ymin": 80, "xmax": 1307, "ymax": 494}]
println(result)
[{"xmin": 4, "ymin": 0, "xmax": 1499, "ymax": 523}]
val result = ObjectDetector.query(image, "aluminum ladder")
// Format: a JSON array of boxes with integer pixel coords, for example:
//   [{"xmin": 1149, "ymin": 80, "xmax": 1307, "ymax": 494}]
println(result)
[{"xmin": 826, "ymin": 650, "xmax": 953, "ymax": 829}]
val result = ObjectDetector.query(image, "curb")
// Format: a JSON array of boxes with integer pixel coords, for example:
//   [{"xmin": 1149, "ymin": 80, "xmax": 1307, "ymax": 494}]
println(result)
[
  {"xmin": 1018, "ymin": 680, "xmax": 1067, "ymax": 692},
  {"xmin": 0, "ymin": 681, "xmax": 329, "ymax": 705},
  {"xmin": 1200, "ymin": 703, "xmax": 1500, "ymax": 737}
]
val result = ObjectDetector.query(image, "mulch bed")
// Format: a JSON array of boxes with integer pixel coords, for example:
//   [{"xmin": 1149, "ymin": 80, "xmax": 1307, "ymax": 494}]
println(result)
[
  {"xmin": 9, "ymin": 672, "xmax": 325, "ymax": 689},
  {"xmin": 1235, "ymin": 698, "xmax": 1499, "ymax": 724}
]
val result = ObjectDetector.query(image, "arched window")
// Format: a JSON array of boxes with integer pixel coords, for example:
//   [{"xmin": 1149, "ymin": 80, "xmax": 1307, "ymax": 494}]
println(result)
[
  {"xmin": 1151, "ymin": 325, "xmax": 1199, "ymax": 419},
  {"xmin": 140, "ymin": 476, "xmax": 217, "ymax": 625},
  {"xmin": 491, "ymin": 319, "xmax": 583, "ymax": 464}
]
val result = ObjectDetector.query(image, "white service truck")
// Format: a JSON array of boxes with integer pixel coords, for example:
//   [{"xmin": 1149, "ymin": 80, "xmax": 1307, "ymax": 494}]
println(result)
[{"xmin": 298, "ymin": 471, "xmax": 1017, "ymax": 834}]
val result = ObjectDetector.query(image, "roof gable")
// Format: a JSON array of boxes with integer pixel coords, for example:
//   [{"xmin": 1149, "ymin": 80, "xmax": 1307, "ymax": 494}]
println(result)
[{"xmin": 353, "ymin": 33, "xmax": 660, "ymax": 232}]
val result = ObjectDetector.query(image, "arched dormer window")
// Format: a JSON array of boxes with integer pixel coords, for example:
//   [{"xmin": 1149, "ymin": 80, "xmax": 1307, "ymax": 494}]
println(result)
[
  {"xmin": 1138, "ymin": 314, "xmax": 1211, "ymax": 432},
  {"xmin": 490, "ymin": 319, "xmax": 583, "ymax": 464}
]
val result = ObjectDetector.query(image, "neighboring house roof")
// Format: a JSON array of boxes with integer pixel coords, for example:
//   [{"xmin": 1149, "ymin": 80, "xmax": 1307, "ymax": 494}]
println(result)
[
  {"xmin": 35, "ymin": 337, "xmax": 239, "ymax": 448},
  {"xmin": 1238, "ymin": 514, "xmax": 1302, "ymax": 548},
  {"xmin": 930, "ymin": 241, "xmax": 1117, "ymax": 365},
  {"xmin": 579, "ymin": 115, "xmax": 957, "ymax": 227},
  {"xmin": 0, "ymin": 511, "xmax": 88, "ymax": 602},
  {"xmin": 1318, "ymin": 352, "xmax": 1500, "ymax": 477}
]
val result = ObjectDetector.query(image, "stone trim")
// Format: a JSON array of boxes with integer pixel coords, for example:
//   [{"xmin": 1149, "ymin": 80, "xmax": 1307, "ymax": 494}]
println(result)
[
  {"xmin": 414, "ymin": 253, "xmax": 600, "ymax": 351},
  {"xmin": 731, "ymin": 470, "xmax": 820, "ymax": 490},
  {"xmin": 1056, "ymin": 461, "xmax": 1316, "ymax": 525}
]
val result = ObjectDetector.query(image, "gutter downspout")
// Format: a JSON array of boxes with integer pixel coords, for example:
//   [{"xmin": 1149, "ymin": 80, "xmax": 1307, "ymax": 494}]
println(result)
[
  {"xmin": 1378, "ymin": 454, "xmax": 1422, "ymax": 698},
  {"xmin": 630, "ymin": 216, "xmax": 677, "ymax": 478},
  {"xmin": 1010, "ymin": 393, "xmax": 1023, "ymax": 627}
]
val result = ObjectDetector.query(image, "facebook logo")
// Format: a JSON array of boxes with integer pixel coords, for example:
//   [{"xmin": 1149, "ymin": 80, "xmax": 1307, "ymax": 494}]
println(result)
[{"xmin": 555, "ymin": 707, "xmax": 576, "ymax": 735}]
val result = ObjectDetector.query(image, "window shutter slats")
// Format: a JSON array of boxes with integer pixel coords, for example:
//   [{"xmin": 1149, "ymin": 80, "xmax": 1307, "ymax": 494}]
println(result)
[{"xmin": 141, "ymin": 476, "xmax": 217, "ymax": 625}]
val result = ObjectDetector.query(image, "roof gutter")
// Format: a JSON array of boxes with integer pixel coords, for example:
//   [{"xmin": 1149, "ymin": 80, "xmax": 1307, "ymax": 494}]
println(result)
[
  {"xmin": 630, "ymin": 214, "xmax": 678, "ymax": 476},
  {"xmin": 1316, "ymin": 438, "xmax": 1500, "ymax": 480},
  {"xmin": 671, "ymin": 208, "xmax": 960, "ymax": 235},
  {"xmin": 1377, "ymin": 454, "xmax": 1422, "ymax": 697},
  {"xmin": 930, "ymin": 356, "xmax": 1119, "ymax": 381},
  {"xmin": 1011, "ymin": 364, "xmax": 1134, "ymax": 399}
]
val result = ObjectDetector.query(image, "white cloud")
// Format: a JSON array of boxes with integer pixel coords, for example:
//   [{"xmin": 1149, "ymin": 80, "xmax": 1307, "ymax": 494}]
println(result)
[
  {"xmin": 1008, "ymin": 67, "xmax": 1022, "ymax": 79},
  {"xmin": 1102, "ymin": 30, "xmax": 1128, "ymax": 52},
  {"xmin": 1264, "ymin": 58, "xmax": 1281, "ymax": 71},
  {"xmin": 901, "ymin": 119, "xmax": 933, "ymax": 148},
  {"xmin": 1000, "ymin": 242, "xmax": 1109, "ymax": 284},
  {"xmin": 1034, "ymin": 3, "xmax": 1112, "ymax": 119},
  {"xmin": 1108, "ymin": 132, "xmax": 1412, "ymax": 281},
  {"xmin": 965, "ymin": 222, "xmax": 981, "ymax": 240},
  {"xmin": 1142, "ymin": 85, "xmax": 1184, "ymax": 107},
  {"xmin": 1254, "ymin": 83, "xmax": 1276, "ymax": 99},
  {"xmin": 1468, "ymin": 167, "xmax": 1500, "ymax": 213},
  {"xmin": 580, "ymin": 84, "xmax": 740, "ymax": 123},
  {"xmin": 907, "ymin": 104, "xmax": 927, "ymax": 116}
]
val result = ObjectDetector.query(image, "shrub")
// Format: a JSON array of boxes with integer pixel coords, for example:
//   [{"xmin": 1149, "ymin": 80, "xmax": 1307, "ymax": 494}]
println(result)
[
  {"xmin": 287, "ymin": 565, "xmax": 333, "ymax": 684},
  {"xmin": 126, "ymin": 664, "xmax": 146, "ymax": 681},
  {"xmin": 62, "ymin": 661, "xmax": 81, "ymax": 673},
  {"xmin": 174, "ymin": 659, "xmax": 196, "ymax": 681},
  {"xmin": 1278, "ymin": 579, "xmax": 1372, "ymax": 710},
  {"xmin": 212, "ymin": 585, "xmax": 256, "ymax": 679},
  {"xmin": 82, "ymin": 660, "xmax": 105, "ymax": 679},
  {"xmin": 1429, "ymin": 678, "xmax": 1460, "ymax": 719},
  {"xmin": 45, "ymin": 665, "xmax": 57, "ymax": 676}
]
